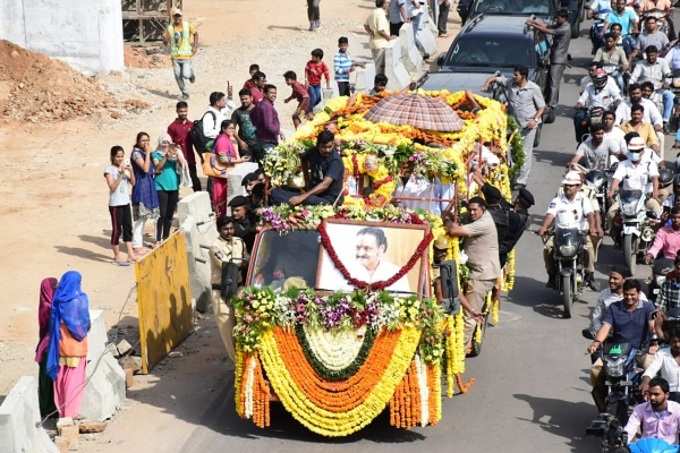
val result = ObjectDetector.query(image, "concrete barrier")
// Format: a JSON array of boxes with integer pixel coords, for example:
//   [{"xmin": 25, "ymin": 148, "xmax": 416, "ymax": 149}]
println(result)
[
  {"xmin": 384, "ymin": 40, "xmax": 412, "ymax": 91},
  {"xmin": 0, "ymin": 376, "xmax": 58, "ymax": 453},
  {"xmin": 355, "ymin": 62, "xmax": 376, "ymax": 93},
  {"xmin": 178, "ymin": 192, "xmax": 217, "ymax": 313},
  {"xmin": 0, "ymin": 0, "xmax": 124, "ymax": 75},
  {"xmin": 416, "ymin": 13, "xmax": 438, "ymax": 57},
  {"xmin": 399, "ymin": 24, "xmax": 423, "ymax": 75},
  {"xmin": 79, "ymin": 309, "xmax": 126, "ymax": 422}
]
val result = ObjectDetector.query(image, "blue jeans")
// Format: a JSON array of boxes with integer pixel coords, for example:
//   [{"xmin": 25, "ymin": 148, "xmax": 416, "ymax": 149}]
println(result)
[
  {"xmin": 662, "ymin": 89, "xmax": 675, "ymax": 122},
  {"xmin": 308, "ymin": 85, "xmax": 322, "ymax": 108},
  {"xmin": 622, "ymin": 35, "xmax": 636, "ymax": 56}
]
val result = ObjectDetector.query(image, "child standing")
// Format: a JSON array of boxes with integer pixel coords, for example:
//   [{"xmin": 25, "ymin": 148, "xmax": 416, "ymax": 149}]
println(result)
[
  {"xmin": 305, "ymin": 48, "xmax": 331, "ymax": 109},
  {"xmin": 334, "ymin": 37, "xmax": 354, "ymax": 97},
  {"xmin": 283, "ymin": 71, "xmax": 311, "ymax": 129}
]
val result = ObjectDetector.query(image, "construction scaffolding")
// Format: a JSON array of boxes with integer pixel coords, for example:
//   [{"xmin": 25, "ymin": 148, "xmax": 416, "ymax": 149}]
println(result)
[{"xmin": 122, "ymin": 0, "xmax": 183, "ymax": 44}]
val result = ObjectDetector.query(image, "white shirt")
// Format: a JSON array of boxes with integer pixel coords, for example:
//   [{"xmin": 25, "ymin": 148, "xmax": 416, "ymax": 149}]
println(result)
[
  {"xmin": 394, "ymin": 175, "xmax": 454, "ymax": 216},
  {"xmin": 104, "ymin": 165, "xmax": 131, "ymax": 206},
  {"xmin": 630, "ymin": 59, "xmax": 672, "ymax": 90},
  {"xmin": 578, "ymin": 78, "xmax": 622, "ymax": 109},
  {"xmin": 613, "ymin": 157, "xmax": 660, "ymax": 192},
  {"xmin": 643, "ymin": 347, "xmax": 680, "ymax": 392},
  {"xmin": 614, "ymin": 98, "xmax": 663, "ymax": 127},
  {"xmin": 546, "ymin": 192, "xmax": 594, "ymax": 231},
  {"xmin": 202, "ymin": 102, "xmax": 236, "ymax": 139},
  {"xmin": 344, "ymin": 259, "xmax": 412, "ymax": 293},
  {"xmin": 604, "ymin": 127, "xmax": 628, "ymax": 157}
]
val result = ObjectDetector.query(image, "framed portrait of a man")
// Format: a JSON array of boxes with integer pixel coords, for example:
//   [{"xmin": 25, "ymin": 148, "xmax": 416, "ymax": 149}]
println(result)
[{"xmin": 316, "ymin": 220, "xmax": 428, "ymax": 294}]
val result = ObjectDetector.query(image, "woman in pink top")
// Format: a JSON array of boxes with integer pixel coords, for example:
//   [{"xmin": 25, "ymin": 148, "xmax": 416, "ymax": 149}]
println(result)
[{"xmin": 210, "ymin": 120, "xmax": 250, "ymax": 217}]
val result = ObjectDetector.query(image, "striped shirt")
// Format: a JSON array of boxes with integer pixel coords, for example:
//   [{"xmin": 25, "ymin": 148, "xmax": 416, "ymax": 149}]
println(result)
[{"xmin": 334, "ymin": 52, "xmax": 352, "ymax": 82}]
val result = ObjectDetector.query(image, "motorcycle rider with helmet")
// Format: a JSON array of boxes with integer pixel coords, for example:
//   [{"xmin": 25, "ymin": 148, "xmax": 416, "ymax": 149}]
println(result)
[
  {"xmin": 575, "ymin": 67, "xmax": 623, "ymax": 142},
  {"xmin": 538, "ymin": 171, "xmax": 602, "ymax": 290}
]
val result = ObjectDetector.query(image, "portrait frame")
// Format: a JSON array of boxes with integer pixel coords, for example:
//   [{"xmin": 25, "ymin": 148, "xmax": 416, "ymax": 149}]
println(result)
[{"xmin": 315, "ymin": 219, "xmax": 430, "ymax": 295}]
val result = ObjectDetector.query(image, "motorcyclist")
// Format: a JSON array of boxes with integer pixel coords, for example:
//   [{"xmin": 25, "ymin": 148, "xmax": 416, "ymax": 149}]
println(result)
[
  {"xmin": 638, "ymin": 0, "xmax": 674, "ymax": 41},
  {"xmin": 644, "ymin": 206, "xmax": 680, "ymax": 266},
  {"xmin": 604, "ymin": 0, "xmax": 639, "ymax": 55},
  {"xmin": 615, "ymin": 83, "xmax": 663, "ymax": 131},
  {"xmin": 575, "ymin": 67, "xmax": 622, "ymax": 142},
  {"xmin": 662, "ymin": 175, "xmax": 680, "ymax": 215},
  {"xmin": 625, "ymin": 378, "xmax": 680, "ymax": 445},
  {"xmin": 603, "ymin": 110, "xmax": 629, "ymax": 157},
  {"xmin": 642, "ymin": 328, "xmax": 680, "ymax": 402},
  {"xmin": 630, "ymin": 45, "xmax": 674, "ymax": 131},
  {"xmin": 538, "ymin": 171, "xmax": 601, "ymax": 290},
  {"xmin": 631, "ymin": 16, "xmax": 670, "ymax": 61},
  {"xmin": 607, "ymin": 135, "xmax": 662, "ymax": 226},
  {"xmin": 594, "ymin": 33, "xmax": 629, "ymax": 89},
  {"xmin": 569, "ymin": 124, "xmax": 621, "ymax": 169},
  {"xmin": 655, "ymin": 254, "xmax": 680, "ymax": 324},
  {"xmin": 587, "ymin": 278, "xmax": 657, "ymax": 411},
  {"xmin": 588, "ymin": 0, "xmax": 615, "ymax": 53}
]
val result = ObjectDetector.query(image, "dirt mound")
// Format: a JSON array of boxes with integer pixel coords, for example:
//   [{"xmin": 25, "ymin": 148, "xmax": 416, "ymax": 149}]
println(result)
[
  {"xmin": 124, "ymin": 45, "xmax": 171, "ymax": 69},
  {"xmin": 0, "ymin": 40, "xmax": 148, "ymax": 122}
]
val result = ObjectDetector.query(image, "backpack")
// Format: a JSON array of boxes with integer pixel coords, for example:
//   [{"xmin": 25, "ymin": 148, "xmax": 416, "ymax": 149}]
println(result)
[{"xmin": 190, "ymin": 110, "xmax": 217, "ymax": 153}]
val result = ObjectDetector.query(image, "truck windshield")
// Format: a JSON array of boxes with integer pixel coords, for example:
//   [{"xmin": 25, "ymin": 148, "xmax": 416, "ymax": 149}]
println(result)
[
  {"xmin": 249, "ymin": 230, "xmax": 321, "ymax": 290},
  {"xmin": 446, "ymin": 36, "xmax": 534, "ymax": 68}
]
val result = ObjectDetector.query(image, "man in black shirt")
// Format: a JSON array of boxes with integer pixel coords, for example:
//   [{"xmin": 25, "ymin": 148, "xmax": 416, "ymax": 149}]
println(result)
[
  {"xmin": 271, "ymin": 130, "xmax": 344, "ymax": 206},
  {"xmin": 228, "ymin": 195, "xmax": 257, "ymax": 252}
]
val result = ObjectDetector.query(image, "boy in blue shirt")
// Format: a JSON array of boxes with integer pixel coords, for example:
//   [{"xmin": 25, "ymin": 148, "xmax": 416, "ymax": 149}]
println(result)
[{"xmin": 334, "ymin": 36, "xmax": 355, "ymax": 97}]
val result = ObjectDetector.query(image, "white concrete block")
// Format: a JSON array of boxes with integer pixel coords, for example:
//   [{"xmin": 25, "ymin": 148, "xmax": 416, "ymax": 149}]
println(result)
[
  {"xmin": 0, "ymin": 376, "xmax": 58, "ymax": 453},
  {"xmin": 416, "ymin": 14, "xmax": 438, "ymax": 56},
  {"xmin": 399, "ymin": 24, "xmax": 423, "ymax": 75},
  {"xmin": 0, "ymin": 0, "xmax": 124, "ymax": 75},
  {"xmin": 87, "ymin": 309, "xmax": 107, "ymax": 365},
  {"xmin": 384, "ymin": 41, "xmax": 412, "ymax": 91},
  {"xmin": 80, "ymin": 353, "xmax": 126, "ymax": 422},
  {"xmin": 355, "ymin": 63, "xmax": 376, "ymax": 93},
  {"xmin": 178, "ymin": 192, "xmax": 217, "ymax": 313},
  {"xmin": 226, "ymin": 162, "xmax": 259, "ymax": 210}
]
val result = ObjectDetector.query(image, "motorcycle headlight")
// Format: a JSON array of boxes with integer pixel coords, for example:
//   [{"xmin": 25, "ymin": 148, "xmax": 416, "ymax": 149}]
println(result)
[
  {"xmin": 621, "ymin": 201, "xmax": 638, "ymax": 217},
  {"xmin": 657, "ymin": 276, "xmax": 667, "ymax": 287},
  {"xmin": 641, "ymin": 226, "xmax": 655, "ymax": 243},
  {"xmin": 605, "ymin": 356, "xmax": 626, "ymax": 378},
  {"xmin": 559, "ymin": 244, "xmax": 577, "ymax": 257}
]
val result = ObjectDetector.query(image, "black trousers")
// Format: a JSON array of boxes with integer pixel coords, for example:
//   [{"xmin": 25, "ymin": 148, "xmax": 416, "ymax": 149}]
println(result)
[
  {"xmin": 157, "ymin": 190, "xmax": 179, "ymax": 241},
  {"xmin": 390, "ymin": 22, "xmax": 403, "ymax": 37},
  {"xmin": 307, "ymin": 0, "xmax": 320, "ymax": 21},
  {"xmin": 438, "ymin": 2, "xmax": 451, "ymax": 34},
  {"xmin": 187, "ymin": 161, "xmax": 202, "ymax": 192},
  {"xmin": 337, "ymin": 81, "xmax": 351, "ymax": 97},
  {"xmin": 109, "ymin": 204, "xmax": 133, "ymax": 245}
]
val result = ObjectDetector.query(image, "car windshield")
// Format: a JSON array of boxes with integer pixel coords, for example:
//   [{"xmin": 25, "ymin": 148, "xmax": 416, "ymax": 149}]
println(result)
[
  {"xmin": 446, "ymin": 36, "xmax": 533, "ymax": 67},
  {"xmin": 248, "ymin": 230, "xmax": 321, "ymax": 290},
  {"xmin": 471, "ymin": 0, "xmax": 554, "ymax": 16}
]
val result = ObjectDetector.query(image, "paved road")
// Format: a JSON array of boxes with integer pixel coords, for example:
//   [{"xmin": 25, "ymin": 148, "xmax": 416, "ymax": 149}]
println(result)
[{"xmin": 179, "ymin": 23, "xmax": 639, "ymax": 453}]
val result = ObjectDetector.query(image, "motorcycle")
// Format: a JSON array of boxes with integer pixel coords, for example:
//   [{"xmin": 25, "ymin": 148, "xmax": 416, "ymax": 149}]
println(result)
[
  {"xmin": 549, "ymin": 227, "xmax": 586, "ymax": 318},
  {"xmin": 586, "ymin": 169, "xmax": 611, "ymax": 230},
  {"xmin": 575, "ymin": 105, "xmax": 606, "ymax": 143},
  {"xmin": 611, "ymin": 189, "xmax": 657, "ymax": 275},
  {"xmin": 649, "ymin": 257, "xmax": 674, "ymax": 303}
]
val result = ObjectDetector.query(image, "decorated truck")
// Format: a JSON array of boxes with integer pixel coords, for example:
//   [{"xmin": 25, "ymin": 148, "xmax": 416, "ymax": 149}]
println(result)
[{"xmin": 230, "ymin": 90, "xmax": 522, "ymax": 436}]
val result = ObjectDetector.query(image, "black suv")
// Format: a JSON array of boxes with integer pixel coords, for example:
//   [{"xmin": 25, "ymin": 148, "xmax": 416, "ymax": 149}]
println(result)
[
  {"xmin": 420, "ymin": 15, "xmax": 550, "ymax": 96},
  {"xmin": 458, "ymin": 0, "xmax": 584, "ymax": 38}
]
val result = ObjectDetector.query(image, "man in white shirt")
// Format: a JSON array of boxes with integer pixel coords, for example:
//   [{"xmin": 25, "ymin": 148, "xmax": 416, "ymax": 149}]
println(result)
[
  {"xmin": 577, "ymin": 68, "xmax": 622, "ymax": 110},
  {"xmin": 642, "ymin": 330, "xmax": 680, "ymax": 401},
  {"xmin": 614, "ymin": 82, "xmax": 663, "ymax": 130},
  {"xmin": 364, "ymin": 0, "xmax": 393, "ymax": 75},
  {"xmin": 201, "ymin": 90, "xmax": 236, "ymax": 148},
  {"xmin": 603, "ymin": 111, "xmax": 628, "ymax": 157},
  {"xmin": 607, "ymin": 135, "xmax": 662, "ymax": 226},
  {"xmin": 630, "ymin": 45, "xmax": 674, "ymax": 126},
  {"xmin": 538, "ymin": 171, "xmax": 601, "ymax": 289}
]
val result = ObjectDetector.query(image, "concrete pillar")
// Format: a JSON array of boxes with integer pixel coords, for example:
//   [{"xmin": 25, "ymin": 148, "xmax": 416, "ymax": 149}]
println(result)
[
  {"xmin": 399, "ymin": 24, "xmax": 423, "ymax": 75},
  {"xmin": 416, "ymin": 13, "xmax": 438, "ymax": 57},
  {"xmin": 384, "ymin": 40, "xmax": 412, "ymax": 91},
  {"xmin": 0, "ymin": 376, "xmax": 58, "ymax": 453},
  {"xmin": 177, "ymin": 192, "xmax": 218, "ymax": 313}
]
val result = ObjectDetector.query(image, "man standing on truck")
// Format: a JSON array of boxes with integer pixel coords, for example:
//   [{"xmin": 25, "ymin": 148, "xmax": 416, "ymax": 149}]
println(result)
[
  {"xmin": 163, "ymin": 8, "xmax": 198, "ymax": 99},
  {"xmin": 482, "ymin": 66, "xmax": 546, "ymax": 189}
]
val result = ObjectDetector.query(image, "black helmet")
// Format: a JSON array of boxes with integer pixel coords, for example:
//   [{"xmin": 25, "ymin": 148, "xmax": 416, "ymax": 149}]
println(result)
[
  {"xmin": 585, "ymin": 170, "xmax": 607, "ymax": 190},
  {"xmin": 659, "ymin": 167, "xmax": 674, "ymax": 187}
]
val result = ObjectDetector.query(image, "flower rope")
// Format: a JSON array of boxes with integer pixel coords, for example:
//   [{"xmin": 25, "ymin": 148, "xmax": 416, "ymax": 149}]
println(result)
[{"xmin": 318, "ymin": 221, "xmax": 433, "ymax": 291}]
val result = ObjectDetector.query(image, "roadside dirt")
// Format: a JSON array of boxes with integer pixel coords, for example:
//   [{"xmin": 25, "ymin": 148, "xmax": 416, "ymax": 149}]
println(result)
[{"xmin": 0, "ymin": 0, "xmax": 461, "ymax": 451}]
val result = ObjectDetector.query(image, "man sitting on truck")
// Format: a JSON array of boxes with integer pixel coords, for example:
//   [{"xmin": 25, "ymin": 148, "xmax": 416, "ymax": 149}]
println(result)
[{"xmin": 271, "ymin": 130, "xmax": 345, "ymax": 206}]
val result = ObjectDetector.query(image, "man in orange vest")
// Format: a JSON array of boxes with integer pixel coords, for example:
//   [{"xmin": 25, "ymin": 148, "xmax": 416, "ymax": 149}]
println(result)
[{"xmin": 163, "ymin": 8, "xmax": 198, "ymax": 99}]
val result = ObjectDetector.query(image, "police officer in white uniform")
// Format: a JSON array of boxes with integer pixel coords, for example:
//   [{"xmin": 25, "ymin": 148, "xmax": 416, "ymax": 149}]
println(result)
[{"xmin": 538, "ymin": 171, "xmax": 602, "ymax": 290}]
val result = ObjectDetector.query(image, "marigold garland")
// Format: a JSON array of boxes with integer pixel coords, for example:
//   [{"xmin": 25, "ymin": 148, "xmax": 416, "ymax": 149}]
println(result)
[
  {"xmin": 257, "ymin": 326, "xmax": 422, "ymax": 436},
  {"xmin": 342, "ymin": 153, "xmax": 396, "ymax": 208}
]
